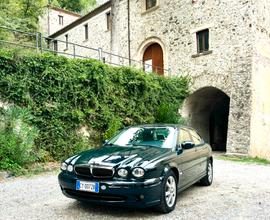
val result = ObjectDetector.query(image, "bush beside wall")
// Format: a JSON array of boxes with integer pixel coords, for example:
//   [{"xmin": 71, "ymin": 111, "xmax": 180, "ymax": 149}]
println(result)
[{"xmin": 0, "ymin": 50, "xmax": 189, "ymax": 170}]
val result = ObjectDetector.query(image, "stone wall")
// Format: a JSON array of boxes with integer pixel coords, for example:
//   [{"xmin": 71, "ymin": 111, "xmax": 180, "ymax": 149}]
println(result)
[
  {"xmin": 250, "ymin": 1, "xmax": 270, "ymax": 160},
  {"xmin": 112, "ymin": 0, "xmax": 254, "ymax": 154}
]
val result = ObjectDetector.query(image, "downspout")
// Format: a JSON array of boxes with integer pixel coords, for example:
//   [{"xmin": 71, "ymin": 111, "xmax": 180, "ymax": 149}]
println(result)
[
  {"xmin": 127, "ymin": 0, "xmax": 131, "ymax": 65},
  {"xmin": 47, "ymin": 5, "xmax": 50, "ymax": 35}
]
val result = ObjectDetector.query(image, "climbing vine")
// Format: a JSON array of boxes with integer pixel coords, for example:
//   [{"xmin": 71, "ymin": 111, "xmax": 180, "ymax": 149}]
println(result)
[{"xmin": 0, "ymin": 50, "xmax": 189, "ymax": 161}]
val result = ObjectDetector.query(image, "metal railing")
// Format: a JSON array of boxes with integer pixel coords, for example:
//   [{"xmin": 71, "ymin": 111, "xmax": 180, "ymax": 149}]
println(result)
[{"xmin": 0, "ymin": 26, "xmax": 171, "ymax": 75}]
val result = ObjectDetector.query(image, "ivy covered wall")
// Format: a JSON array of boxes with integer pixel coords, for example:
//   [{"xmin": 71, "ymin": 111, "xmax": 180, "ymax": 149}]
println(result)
[{"xmin": 0, "ymin": 51, "xmax": 189, "ymax": 161}]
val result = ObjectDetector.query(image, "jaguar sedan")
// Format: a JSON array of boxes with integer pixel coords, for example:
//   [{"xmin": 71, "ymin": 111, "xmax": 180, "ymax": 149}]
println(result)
[{"xmin": 58, "ymin": 124, "xmax": 213, "ymax": 213}]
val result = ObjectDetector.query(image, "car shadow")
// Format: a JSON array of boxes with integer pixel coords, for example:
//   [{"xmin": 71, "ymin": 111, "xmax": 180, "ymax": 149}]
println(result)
[
  {"xmin": 66, "ymin": 201, "xmax": 161, "ymax": 218},
  {"xmin": 64, "ymin": 185, "xmax": 202, "ymax": 218}
]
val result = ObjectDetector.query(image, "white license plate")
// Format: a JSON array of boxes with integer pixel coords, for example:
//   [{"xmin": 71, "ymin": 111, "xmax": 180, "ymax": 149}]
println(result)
[{"xmin": 76, "ymin": 180, "xmax": 99, "ymax": 193}]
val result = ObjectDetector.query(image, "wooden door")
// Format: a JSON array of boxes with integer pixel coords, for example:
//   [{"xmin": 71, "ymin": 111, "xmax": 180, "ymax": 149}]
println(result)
[{"xmin": 143, "ymin": 43, "xmax": 164, "ymax": 75}]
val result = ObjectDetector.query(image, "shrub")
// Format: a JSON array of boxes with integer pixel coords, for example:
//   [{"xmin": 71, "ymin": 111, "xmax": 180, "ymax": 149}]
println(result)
[
  {"xmin": 0, "ymin": 50, "xmax": 190, "ymax": 161},
  {"xmin": 0, "ymin": 106, "xmax": 38, "ymax": 174}
]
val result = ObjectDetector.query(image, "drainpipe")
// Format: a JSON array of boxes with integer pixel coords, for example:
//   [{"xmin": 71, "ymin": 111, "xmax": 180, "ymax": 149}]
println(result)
[
  {"xmin": 127, "ymin": 0, "xmax": 131, "ymax": 65},
  {"xmin": 47, "ymin": 6, "xmax": 50, "ymax": 35},
  {"xmin": 47, "ymin": 0, "xmax": 51, "ymax": 35}
]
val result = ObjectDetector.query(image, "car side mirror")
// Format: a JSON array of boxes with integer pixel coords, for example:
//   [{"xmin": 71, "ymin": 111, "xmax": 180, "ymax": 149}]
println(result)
[
  {"xmin": 181, "ymin": 141, "xmax": 195, "ymax": 150},
  {"xmin": 176, "ymin": 144, "xmax": 183, "ymax": 155}
]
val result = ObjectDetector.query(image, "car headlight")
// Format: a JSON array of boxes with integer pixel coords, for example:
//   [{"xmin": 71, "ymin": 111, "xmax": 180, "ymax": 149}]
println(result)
[
  {"xmin": 67, "ymin": 165, "xmax": 73, "ymax": 172},
  {"xmin": 118, "ymin": 168, "xmax": 128, "ymax": 178},
  {"xmin": 132, "ymin": 167, "xmax": 145, "ymax": 178},
  {"xmin": 61, "ymin": 162, "xmax": 67, "ymax": 171}
]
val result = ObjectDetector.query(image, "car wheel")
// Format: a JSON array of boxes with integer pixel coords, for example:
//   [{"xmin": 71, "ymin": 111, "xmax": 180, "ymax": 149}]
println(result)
[
  {"xmin": 200, "ymin": 160, "xmax": 213, "ymax": 186},
  {"xmin": 157, "ymin": 170, "xmax": 177, "ymax": 213}
]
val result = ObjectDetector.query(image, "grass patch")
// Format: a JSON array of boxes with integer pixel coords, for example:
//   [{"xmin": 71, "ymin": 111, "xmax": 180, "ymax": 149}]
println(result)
[{"xmin": 217, "ymin": 155, "xmax": 270, "ymax": 165}]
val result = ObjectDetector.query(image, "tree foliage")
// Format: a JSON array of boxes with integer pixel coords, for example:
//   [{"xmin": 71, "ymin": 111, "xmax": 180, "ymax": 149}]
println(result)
[
  {"xmin": 51, "ymin": 0, "xmax": 97, "ymax": 14},
  {"xmin": 0, "ymin": 50, "xmax": 189, "ymax": 162},
  {"xmin": 0, "ymin": 0, "xmax": 46, "ymax": 32}
]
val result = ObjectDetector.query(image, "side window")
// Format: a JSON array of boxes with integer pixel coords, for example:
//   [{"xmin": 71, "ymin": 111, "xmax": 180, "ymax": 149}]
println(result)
[
  {"xmin": 178, "ymin": 129, "xmax": 192, "ymax": 144},
  {"xmin": 189, "ymin": 130, "xmax": 202, "ymax": 145},
  {"xmin": 196, "ymin": 29, "xmax": 209, "ymax": 53}
]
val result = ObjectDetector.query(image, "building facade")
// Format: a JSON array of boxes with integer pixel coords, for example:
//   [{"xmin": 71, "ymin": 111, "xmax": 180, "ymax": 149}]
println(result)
[
  {"xmin": 49, "ymin": 0, "xmax": 270, "ymax": 160},
  {"xmin": 39, "ymin": 5, "xmax": 81, "ymax": 36}
]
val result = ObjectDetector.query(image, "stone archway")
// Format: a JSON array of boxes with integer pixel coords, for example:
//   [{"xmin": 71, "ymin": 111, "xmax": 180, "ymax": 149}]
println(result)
[
  {"xmin": 182, "ymin": 86, "xmax": 230, "ymax": 152},
  {"xmin": 137, "ymin": 37, "xmax": 168, "ymax": 75}
]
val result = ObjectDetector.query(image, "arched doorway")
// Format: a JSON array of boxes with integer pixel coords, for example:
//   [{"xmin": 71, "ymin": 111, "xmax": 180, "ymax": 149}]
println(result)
[
  {"xmin": 143, "ymin": 43, "xmax": 164, "ymax": 75},
  {"xmin": 181, "ymin": 87, "xmax": 230, "ymax": 152}
]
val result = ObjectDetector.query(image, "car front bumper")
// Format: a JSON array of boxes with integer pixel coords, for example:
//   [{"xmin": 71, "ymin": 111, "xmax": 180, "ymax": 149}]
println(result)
[{"xmin": 58, "ymin": 172, "xmax": 162, "ymax": 208}]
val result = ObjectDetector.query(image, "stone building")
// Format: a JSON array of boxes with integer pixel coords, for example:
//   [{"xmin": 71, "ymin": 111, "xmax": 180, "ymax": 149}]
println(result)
[
  {"xmin": 39, "ymin": 5, "xmax": 81, "ymax": 36},
  {"xmin": 48, "ymin": 0, "xmax": 270, "ymax": 160}
]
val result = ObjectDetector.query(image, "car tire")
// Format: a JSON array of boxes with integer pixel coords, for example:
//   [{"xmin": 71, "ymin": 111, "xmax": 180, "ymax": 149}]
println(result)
[
  {"xmin": 156, "ymin": 170, "xmax": 177, "ymax": 213},
  {"xmin": 200, "ymin": 159, "xmax": 213, "ymax": 186}
]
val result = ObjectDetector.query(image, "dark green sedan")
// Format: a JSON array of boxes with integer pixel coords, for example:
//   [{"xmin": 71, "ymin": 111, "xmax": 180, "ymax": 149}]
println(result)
[{"xmin": 58, "ymin": 124, "xmax": 213, "ymax": 213}]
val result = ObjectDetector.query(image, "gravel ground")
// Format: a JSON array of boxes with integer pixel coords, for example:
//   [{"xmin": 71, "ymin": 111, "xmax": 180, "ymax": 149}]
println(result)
[{"xmin": 0, "ymin": 158, "xmax": 270, "ymax": 220}]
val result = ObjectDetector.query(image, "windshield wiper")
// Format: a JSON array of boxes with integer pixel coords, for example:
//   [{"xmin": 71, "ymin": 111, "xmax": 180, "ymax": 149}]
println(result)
[{"xmin": 104, "ymin": 143, "xmax": 122, "ymax": 147}]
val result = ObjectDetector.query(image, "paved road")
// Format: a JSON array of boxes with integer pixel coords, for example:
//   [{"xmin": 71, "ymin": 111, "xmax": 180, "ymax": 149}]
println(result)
[{"xmin": 0, "ymin": 158, "xmax": 270, "ymax": 220}]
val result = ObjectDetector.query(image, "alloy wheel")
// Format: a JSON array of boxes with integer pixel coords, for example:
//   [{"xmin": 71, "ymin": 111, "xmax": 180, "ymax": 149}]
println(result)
[{"xmin": 165, "ymin": 176, "xmax": 176, "ymax": 207}]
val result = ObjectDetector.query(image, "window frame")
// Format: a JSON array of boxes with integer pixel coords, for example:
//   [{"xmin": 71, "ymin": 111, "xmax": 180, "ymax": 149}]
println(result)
[
  {"xmin": 146, "ymin": 0, "xmax": 157, "ymax": 10},
  {"xmin": 106, "ymin": 11, "xmax": 111, "ymax": 31},
  {"xmin": 196, "ymin": 29, "xmax": 209, "ymax": 53},
  {"xmin": 58, "ymin": 15, "xmax": 64, "ymax": 25},
  {"xmin": 64, "ymin": 34, "xmax": 68, "ymax": 50},
  {"xmin": 53, "ymin": 40, "xmax": 58, "ymax": 53},
  {"xmin": 84, "ymin": 24, "xmax": 89, "ymax": 40}
]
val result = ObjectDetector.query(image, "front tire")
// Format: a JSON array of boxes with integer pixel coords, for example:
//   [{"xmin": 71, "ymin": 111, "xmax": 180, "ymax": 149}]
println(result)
[
  {"xmin": 200, "ymin": 160, "xmax": 213, "ymax": 186},
  {"xmin": 157, "ymin": 170, "xmax": 177, "ymax": 213}
]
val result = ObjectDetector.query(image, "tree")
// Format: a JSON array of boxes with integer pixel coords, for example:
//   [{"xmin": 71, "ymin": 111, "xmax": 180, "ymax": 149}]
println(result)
[
  {"xmin": 0, "ymin": 0, "xmax": 46, "ymax": 32},
  {"xmin": 56, "ymin": 0, "xmax": 96, "ymax": 14},
  {"xmin": 0, "ymin": 0, "xmax": 46, "ymax": 43}
]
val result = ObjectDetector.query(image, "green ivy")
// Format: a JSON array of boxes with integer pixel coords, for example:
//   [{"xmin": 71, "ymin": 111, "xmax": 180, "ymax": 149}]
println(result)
[{"xmin": 0, "ymin": 50, "xmax": 189, "ymax": 160}]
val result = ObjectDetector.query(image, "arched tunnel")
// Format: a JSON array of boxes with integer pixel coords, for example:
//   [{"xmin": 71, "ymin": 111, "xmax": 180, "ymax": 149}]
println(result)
[{"xmin": 181, "ymin": 87, "xmax": 230, "ymax": 152}]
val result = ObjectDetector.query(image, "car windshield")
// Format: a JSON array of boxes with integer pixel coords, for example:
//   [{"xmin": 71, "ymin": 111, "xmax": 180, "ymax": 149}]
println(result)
[{"xmin": 107, "ymin": 126, "xmax": 177, "ymax": 149}]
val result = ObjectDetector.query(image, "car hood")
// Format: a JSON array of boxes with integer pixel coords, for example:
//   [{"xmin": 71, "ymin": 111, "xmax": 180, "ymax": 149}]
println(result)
[{"xmin": 70, "ymin": 146, "xmax": 173, "ymax": 169}]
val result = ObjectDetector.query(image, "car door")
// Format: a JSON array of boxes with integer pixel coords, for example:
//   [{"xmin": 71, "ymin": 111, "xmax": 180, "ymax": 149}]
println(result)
[
  {"xmin": 189, "ymin": 129, "xmax": 208, "ymax": 178},
  {"xmin": 176, "ymin": 128, "xmax": 198, "ymax": 189}
]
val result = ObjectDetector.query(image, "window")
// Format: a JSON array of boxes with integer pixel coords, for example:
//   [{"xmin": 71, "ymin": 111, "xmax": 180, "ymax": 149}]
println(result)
[
  {"xmin": 146, "ymin": 0, "xmax": 157, "ymax": 10},
  {"xmin": 65, "ymin": 34, "xmax": 68, "ymax": 50},
  {"xmin": 179, "ymin": 129, "xmax": 192, "ymax": 144},
  {"xmin": 189, "ymin": 130, "xmax": 202, "ymax": 145},
  {"xmin": 196, "ymin": 29, "xmax": 209, "ymax": 53},
  {"xmin": 53, "ymin": 40, "xmax": 58, "ymax": 52},
  {"xmin": 106, "ymin": 11, "xmax": 111, "ymax": 31},
  {"xmin": 58, "ymin": 15, "xmax": 64, "ymax": 25},
  {"xmin": 84, "ymin": 24, "xmax": 89, "ymax": 40}
]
